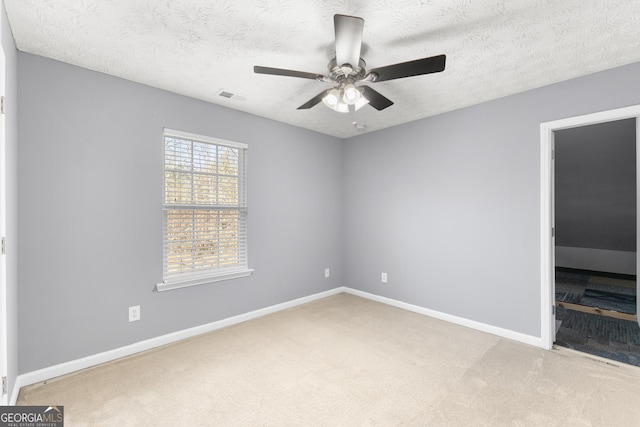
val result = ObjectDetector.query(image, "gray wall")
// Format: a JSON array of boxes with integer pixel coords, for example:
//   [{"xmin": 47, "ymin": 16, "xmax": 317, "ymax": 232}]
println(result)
[
  {"xmin": 343, "ymin": 60, "xmax": 640, "ymax": 337},
  {"xmin": 554, "ymin": 119, "xmax": 636, "ymax": 273},
  {"xmin": 17, "ymin": 53, "xmax": 344, "ymax": 373},
  {"xmin": 555, "ymin": 119, "xmax": 636, "ymax": 252},
  {"xmin": 2, "ymin": 0, "xmax": 18, "ymax": 400}
]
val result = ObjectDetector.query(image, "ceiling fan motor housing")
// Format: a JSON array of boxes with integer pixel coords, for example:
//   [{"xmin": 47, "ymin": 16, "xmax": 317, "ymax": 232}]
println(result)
[{"xmin": 328, "ymin": 57, "xmax": 367, "ymax": 83}]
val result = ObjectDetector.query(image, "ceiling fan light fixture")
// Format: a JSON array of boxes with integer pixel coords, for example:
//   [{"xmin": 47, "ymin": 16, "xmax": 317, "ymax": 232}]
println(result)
[
  {"xmin": 321, "ymin": 87, "xmax": 368, "ymax": 113},
  {"xmin": 342, "ymin": 83, "xmax": 361, "ymax": 105},
  {"xmin": 322, "ymin": 88, "xmax": 341, "ymax": 109},
  {"xmin": 322, "ymin": 88, "xmax": 351, "ymax": 113}
]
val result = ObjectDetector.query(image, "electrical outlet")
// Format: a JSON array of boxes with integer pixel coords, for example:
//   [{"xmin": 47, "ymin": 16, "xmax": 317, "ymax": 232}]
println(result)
[
  {"xmin": 381, "ymin": 272, "xmax": 388, "ymax": 283},
  {"xmin": 325, "ymin": 268, "xmax": 330, "ymax": 278},
  {"xmin": 129, "ymin": 305, "xmax": 140, "ymax": 322}
]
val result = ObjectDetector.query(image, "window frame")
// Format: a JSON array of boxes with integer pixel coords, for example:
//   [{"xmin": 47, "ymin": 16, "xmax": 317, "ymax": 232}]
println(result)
[{"xmin": 157, "ymin": 128, "xmax": 253, "ymax": 292}]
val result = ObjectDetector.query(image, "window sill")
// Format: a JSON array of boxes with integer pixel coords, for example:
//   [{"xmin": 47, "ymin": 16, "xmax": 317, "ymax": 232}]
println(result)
[{"xmin": 156, "ymin": 268, "xmax": 254, "ymax": 292}]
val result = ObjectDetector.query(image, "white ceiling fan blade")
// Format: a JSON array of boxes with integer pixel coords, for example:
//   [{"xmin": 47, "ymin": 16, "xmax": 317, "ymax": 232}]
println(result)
[{"xmin": 334, "ymin": 14, "xmax": 364, "ymax": 69}]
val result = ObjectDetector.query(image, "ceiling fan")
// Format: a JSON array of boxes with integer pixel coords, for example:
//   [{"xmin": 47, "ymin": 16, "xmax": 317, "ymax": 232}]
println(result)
[{"xmin": 254, "ymin": 14, "xmax": 446, "ymax": 113}]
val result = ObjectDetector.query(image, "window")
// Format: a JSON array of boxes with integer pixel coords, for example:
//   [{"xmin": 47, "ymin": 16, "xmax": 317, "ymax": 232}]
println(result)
[{"xmin": 158, "ymin": 129, "xmax": 252, "ymax": 291}]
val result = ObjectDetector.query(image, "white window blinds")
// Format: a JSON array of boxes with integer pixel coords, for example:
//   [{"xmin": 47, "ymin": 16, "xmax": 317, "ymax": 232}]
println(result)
[{"xmin": 159, "ymin": 129, "xmax": 251, "ymax": 291}]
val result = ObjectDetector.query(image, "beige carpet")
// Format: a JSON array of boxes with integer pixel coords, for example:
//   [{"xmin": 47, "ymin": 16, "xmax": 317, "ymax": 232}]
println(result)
[{"xmin": 17, "ymin": 293, "xmax": 640, "ymax": 426}]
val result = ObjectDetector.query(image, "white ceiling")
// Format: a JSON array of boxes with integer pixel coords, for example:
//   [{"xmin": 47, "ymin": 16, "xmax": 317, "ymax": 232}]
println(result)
[{"xmin": 5, "ymin": 0, "xmax": 640, "ymax": 138}]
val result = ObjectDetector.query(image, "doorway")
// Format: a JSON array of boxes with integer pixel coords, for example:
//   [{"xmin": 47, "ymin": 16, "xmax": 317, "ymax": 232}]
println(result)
[
  {"xmin": 540, "ymin": 105, "xmax": 640, "ymax": 354},
  {"xmin": 553, "ymin": 119, "xmax": 638, "ymax": 364},
  {"xmin": 0, "ymin": 45, "xmax": 6, "ymax": 404}
]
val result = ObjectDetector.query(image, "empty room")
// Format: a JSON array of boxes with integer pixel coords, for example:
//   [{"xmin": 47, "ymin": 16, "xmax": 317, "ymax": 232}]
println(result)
[{"xmin": 2, "ymin": 1, "xmax": 640, "ymax": 425}]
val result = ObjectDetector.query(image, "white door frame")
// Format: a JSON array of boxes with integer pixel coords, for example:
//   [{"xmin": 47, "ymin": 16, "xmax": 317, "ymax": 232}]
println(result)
[
  {"xmin": 540, "ymin": 104, "xmax": 640, "ymax": 350},
  {"xmin": 0, "ymin": 45, "xmax": 6, "ymax": 404}
]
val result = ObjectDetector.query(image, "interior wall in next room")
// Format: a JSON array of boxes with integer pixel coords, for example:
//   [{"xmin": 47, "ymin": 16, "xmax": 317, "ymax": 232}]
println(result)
[{"xmin": 554, "ymin": 118, "xmax": 636, "ymax": 275}]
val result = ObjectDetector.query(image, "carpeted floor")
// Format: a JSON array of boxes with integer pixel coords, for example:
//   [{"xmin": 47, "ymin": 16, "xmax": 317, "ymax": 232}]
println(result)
[{"xmin": 18, "ymin": 293, "xmax": 640, "ymax": 426}]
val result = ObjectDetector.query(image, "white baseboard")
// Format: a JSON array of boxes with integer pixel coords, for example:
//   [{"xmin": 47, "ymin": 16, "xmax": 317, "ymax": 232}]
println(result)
[
  {"xmin": 343, "ymin": 288, "xmax": 544, "ymax": 348},
  {"xmin": 11, "ymin": 285, "xmax": 544, "ymax": 404},
  {"xmin": 10, "ymin": 287, "xmax": 346, "ymax": 405}
]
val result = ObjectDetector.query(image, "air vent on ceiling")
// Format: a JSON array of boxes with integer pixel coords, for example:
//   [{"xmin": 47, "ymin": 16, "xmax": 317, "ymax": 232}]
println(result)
[{"xmin": 216, "ymin": 89, "xmax": 246, "ymax": 102}]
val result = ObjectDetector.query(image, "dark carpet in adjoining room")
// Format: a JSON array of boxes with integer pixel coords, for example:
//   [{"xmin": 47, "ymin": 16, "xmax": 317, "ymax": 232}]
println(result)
[
  {"xmin": 555, "ymin": 268, "xmax": 640, "ymax": 366},
  {"xmin": 555, "ymin": 307, "xmax": 640, "ymax": 366},
  {"xmin": 555, "ymin": 268, "xmax": 636, "ymax": 314}
]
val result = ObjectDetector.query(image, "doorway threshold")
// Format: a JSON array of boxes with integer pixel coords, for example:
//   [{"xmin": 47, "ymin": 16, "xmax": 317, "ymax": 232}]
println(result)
[
  {"xmin": 557, "ymin": 301, "xmax": 637, "ymax": 322},
  {"xmin": 552, "ymin": 345, "xmax": 640, "ymax": 376}
]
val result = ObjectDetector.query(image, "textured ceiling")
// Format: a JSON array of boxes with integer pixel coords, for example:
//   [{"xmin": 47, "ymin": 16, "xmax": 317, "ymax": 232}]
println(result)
[{"xmin": 5, "ymin": 0, "xmax": 640, "ymax": 138}]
